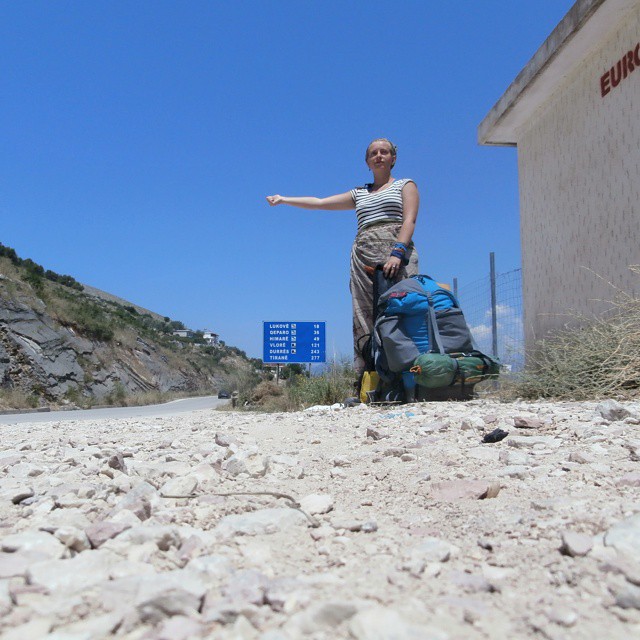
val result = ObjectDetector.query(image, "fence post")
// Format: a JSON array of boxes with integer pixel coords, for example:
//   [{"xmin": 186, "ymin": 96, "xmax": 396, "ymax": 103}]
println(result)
[{"xmin": 490, "ymin": 252, "xmax": 498, "ymax": 358}]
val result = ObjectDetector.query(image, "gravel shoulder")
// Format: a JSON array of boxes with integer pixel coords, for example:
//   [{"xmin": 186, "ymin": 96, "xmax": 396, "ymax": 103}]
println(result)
[{"xmin": 1, "ymin": 398, "xmax": 640, "ymax": 639}]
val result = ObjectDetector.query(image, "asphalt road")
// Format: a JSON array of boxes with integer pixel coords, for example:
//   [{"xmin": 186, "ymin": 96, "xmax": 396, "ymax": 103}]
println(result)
[{"xmin": 0, "ymin": 396, "xmax": 228, "ymax": 425}]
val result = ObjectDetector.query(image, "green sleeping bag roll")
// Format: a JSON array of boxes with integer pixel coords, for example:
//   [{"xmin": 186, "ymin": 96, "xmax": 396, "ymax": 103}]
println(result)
[
  {"xmin": 452, "ymin": 355, "xmax": 500, "ymax": 384},
  {"xmin": 454, "ymin": 356, "xmax": 489, "ymax": 384},
  {"xmin": 412, "ymin": 353, "xmax": 456, "ymax": 388}
]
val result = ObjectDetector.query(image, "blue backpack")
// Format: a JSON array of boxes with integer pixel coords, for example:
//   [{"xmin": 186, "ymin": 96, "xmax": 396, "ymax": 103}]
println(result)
[{"xmin": 373, "ymin": 275, "xmax": 474, "ymax": 380}]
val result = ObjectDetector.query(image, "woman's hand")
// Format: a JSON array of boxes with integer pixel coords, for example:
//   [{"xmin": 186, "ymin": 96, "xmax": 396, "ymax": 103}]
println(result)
[
  {"xmin": 383, "ymin": 255, "xmax": 402, "ymax": 279},
  {"xmin": 266, "ymin": 195, "xmax": 284, "ymax": 206}
]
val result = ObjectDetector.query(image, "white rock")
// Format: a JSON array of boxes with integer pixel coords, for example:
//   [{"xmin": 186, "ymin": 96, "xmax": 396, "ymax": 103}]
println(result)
[
  {"xmin": 285, "ymin": 600, "xmax": 358, "ymax": 635},
  {"xmin": 499, "ymin": 449, "xmax": 530, "ymax": 466},
  {"xmin": 546, "ymin": 606, "xmax": 578, "ymax": 627},
  {"xmin": 497, "ymin": 465, "xmax": 531, "ymax": 479},
  {"xmin": 215, "ymin": 508, "xmax": 307, "ymax": 537},
  {"xmin": 137, "ymin": 588, "xmax": 202, "ymax": 624},
  {"xmin": 0, "ymin": 618, "xmax": 53, "ymax": 640},
  {"xmin": 54, "ymin": 526, "xmax": 91, "ymax": 552},
  {"xmin": 27, "ymin": 549, "xmax": 119, "ymax": 593},
  {"xmin": 155, "ymin": 615, "xmax": 205, "ymax": 640},
  {"xmin": 300, "ymin": 493, "xmax": 334, "ymax": 515},
  {"xmin": 111, "ymin": 481, "xmax": 159, "ymax": 521},
  {"xmin": 507, "ymin": 436, "xmax": 561, "ymax": 449},
  {"xmin": 263, "ymin": 576, "xmax": 306, "ymax": 612},
  {"xmin": 100, "ymin": 569, "xmax": 208, "ymax": 617},
  {"xmin": 460, "ymin": 417, "xmax": 485, "ymax": 431},
  {"xmin": 1, "ymin": 530, "xmax": 67, "ymax": 559},
  {"xmin": 114, "ymin": 525, "xmax": 181, "ymax": 551},
  {"xmin": 190, "ymin": 462, "xmax": 219, "ymax": 482},
  {"xmin": 109, "ymin": 559, "xmax": 156, "ymax": 580},
  {"xmin": 229, "ymin": 614, "xmax": 260, "ymax": 639},
  {"xmin": 0, "ymin": 483, "xmax": 34, "ymax": 505},
  {"xmin": 349, "ymin": 606, "xmax": 448, "ymax": 640},
  {"xmin": 186, "ymin": 554, "xmax": 235, "ymax": 580},
  {"xmin": 6, "ymin": 462, "xmax": 45, "ymax": 478},
  {"xmin": 224, "ymin": 450, "xmax": 269, "ymax": 478},
  {"xmin": 0, "ymin": 577, "xmax": 13, "ymax": 613},
  {"xmin": 159, "ymin": 475, "xmax": 198, "ymax": 497},
  {"xmin": 402, "ymin": 538, "xmax": 454, "ymax": 575},
  {"xmin": 605, "ymin": 513, "xmax": 640, "ymax": 557},
  {"xmin": 466, "ymin": 447, "xmax": 500, "ymax": 462},
  {"xmin": 45, "ymin": 612, "xmax": 123, "ymax": 638},
  {"xmin": 560, "ymin": 530, "xmax": 593, "ymax": 557},
  {"xmin": 37, "ymin": 507, "xmax": 91, "ymax": 531},
  {"xmin": 109, "ymin": 508, "xmax": 142, "ymax": 528},
  {"xmin": 615, "ymin": 582, "xmax": 640, "ymax": 611},
  {"xmin": 596, "ymin": 400, "xmax": 632, "ymax": 422}
]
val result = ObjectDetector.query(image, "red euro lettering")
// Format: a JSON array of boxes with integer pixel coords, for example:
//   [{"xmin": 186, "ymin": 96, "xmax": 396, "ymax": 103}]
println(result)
[{"xmin": 600, "ymin": 71, "xmax": 611, "ymax": 97}]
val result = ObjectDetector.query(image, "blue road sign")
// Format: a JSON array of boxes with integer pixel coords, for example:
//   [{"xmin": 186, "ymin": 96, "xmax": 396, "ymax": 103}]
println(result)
[{"xmin": 263, "ymin": 322, "xmax": 326, "ymax": 363}]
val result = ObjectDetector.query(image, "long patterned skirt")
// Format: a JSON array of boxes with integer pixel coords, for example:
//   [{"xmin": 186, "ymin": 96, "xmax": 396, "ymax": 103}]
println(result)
[{"xmin": 350, "ymin": 222, "xmax": 419, "ymax": 374}]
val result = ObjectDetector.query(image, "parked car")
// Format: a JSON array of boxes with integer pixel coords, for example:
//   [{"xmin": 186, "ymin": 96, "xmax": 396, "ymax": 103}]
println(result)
[{"xmin": 217, "ymin": 390, "xmax": 231, "ymax": 399}]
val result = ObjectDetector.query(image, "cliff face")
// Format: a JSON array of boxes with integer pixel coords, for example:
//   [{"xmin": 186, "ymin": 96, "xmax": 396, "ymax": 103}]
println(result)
[{"xmin": 0, "ymin": 262, "xmax": 248, "ymax": 406}]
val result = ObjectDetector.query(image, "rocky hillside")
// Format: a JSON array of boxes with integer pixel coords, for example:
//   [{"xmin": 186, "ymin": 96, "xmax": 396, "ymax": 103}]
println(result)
[{"xmin": 0, "ymin": 250, "xmax": 258, "ymax": 408}]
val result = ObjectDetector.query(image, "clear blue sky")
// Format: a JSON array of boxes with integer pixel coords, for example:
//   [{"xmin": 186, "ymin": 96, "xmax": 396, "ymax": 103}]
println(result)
[{"xmin": 1, "ymin": 0, "xmax": 575, "ymax": 360}]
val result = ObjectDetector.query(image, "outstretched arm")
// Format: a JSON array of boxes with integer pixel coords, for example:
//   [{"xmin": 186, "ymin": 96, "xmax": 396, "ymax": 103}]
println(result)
[{"xmin": 266, "ymin": 192, "xmax": 354, "ymax": 210}]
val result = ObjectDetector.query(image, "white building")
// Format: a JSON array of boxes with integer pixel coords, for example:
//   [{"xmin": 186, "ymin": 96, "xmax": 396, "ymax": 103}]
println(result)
[
  {"xmin": 203, "ymin": 330, "xmax": 219, "ymax": 346},
  {"xmin": 479, "ymin": 0, "xmax": 639, "ymax": 348},
  {"xmin": 172, "ymin": 329, "xmax": 194, "ymax": 339}
]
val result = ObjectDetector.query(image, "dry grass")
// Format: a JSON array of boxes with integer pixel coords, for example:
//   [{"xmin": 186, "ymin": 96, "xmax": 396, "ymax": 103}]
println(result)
[
  {"xmin": 0, "ymin": 388, "xmax": 40, "ymax": 410},
  {"xmin": 501, "ymin": 267, "xmax": 640, "ymax": 401},
  {"xmin": 223, "ymin": 365, "xmax": 263, "ymax": 406},
  {"xmin": 237, "ymin": 360, "xmax": 355, "ymax": 412},
  {"xmin": 114, "ymin": 389, "xmax": 206, "ymax": 408},
  {"xmin": 285, "ymin": 361, "xmax": 355, "ymax": 410}
]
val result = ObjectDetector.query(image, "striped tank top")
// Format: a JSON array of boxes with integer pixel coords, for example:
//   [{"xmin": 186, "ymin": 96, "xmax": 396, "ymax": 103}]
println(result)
[{"xmin": 350, "ymin": 178, "xmax": 415, "ymax": 231}]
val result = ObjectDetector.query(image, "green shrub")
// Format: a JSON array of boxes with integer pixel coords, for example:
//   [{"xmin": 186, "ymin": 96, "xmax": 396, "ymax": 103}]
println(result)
[
  {"xmin": 24, "ymin": 269, "xmax": 45, "ymax": 295},
  {"xmin": 0, "ymin": 243, "xmax": 19, "ymax": 264},
  {"xmin": 104, "ymin": 382, "xmax": 127, "ymax": 406},
  {"xmin": 67, "ymin": 301, "xmax": 114, "ymax": 342}
]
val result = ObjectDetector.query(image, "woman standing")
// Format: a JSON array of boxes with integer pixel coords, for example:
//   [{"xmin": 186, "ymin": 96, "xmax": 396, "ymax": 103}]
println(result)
[{"xmin": 266, "ymin": 138, "xmax": 420, "ymax": 375}]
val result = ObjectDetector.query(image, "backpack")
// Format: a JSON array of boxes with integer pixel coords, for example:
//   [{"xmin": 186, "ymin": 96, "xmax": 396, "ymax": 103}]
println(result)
[
  {"xmin": 372, "ymin": 274, "xmax": 499, "ymax": 400},
  {"xmin": 356, "ymin": 266, "xmax": 401, "ymax": 403}
]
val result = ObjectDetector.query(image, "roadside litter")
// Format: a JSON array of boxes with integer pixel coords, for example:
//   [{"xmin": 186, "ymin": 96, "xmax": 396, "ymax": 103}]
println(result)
[
  {"xmin": 482, "ymin": 428, "xmax": 509, "ymax": 443},
  {"xmin": 304, "ymin": 403, "xmax": 344, "ymax": 412}
]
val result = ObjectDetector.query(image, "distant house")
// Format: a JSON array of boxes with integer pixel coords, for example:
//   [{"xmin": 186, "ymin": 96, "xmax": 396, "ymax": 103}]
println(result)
[
  {"xmin": 203, "ymin": 330, "xmax": 219, "ymax": 346},
  {"xmin": 172, "ymin": 329, "xmax": 195, "ymax": 339}
]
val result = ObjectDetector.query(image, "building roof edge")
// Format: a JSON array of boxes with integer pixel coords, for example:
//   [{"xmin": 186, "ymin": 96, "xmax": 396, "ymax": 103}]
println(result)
[{"xmin": 478, "ymin": 0, "xmax": 612, "ymax": 146}]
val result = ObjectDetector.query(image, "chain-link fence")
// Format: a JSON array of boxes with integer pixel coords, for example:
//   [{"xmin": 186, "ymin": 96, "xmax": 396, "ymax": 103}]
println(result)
[{"xmin": 456, "ymin": 265, "xmax": 524, "ymax": 371}]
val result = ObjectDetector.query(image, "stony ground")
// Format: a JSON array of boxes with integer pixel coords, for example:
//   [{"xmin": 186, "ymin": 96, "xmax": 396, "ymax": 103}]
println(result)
[{"xmin": 1, "ymin": 398, "xmax": 640, "ymax": 640}]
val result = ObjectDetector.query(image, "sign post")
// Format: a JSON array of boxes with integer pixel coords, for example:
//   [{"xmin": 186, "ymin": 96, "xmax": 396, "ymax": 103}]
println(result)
[{"xmin": 263, "ymin": 322, "xmax": 326, "ymax": 364}]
